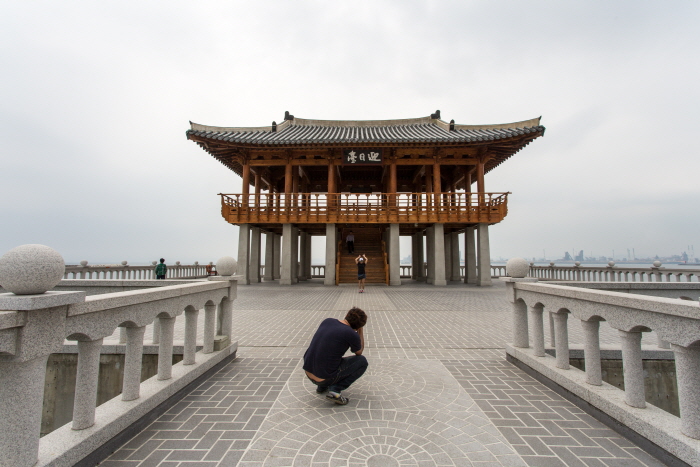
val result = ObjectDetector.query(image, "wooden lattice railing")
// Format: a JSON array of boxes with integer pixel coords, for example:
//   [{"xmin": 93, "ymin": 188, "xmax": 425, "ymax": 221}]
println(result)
[{"xmin": 220, "ymin": 192, "xmax": 509, "ymax": 224}]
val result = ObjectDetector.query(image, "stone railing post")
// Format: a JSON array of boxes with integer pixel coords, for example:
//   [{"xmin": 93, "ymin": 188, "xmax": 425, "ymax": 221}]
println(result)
[
  {"xmin": 184, "ymin": 306, "xmax": 199, "ymax": 364},
  {"xmin": 207, "ymin": 255, "xmax": 238, "ymax": 345},
  {"xmin": 122, "ymin": 326, "xmax": 146, "ymax": 401},
  {"xmin": 618, "ymin": 329, "xmax": 646, "ymax": 408},
  {"xmin": 203, "ymin": 302, "xmax": 216, "ymax": 354},
  {"xmin": 529, "ymin": 304, "xmax": 545, "ymax": 357},
  {"xmin": 157, "ymin": 315, "xmax": 176, "ymax": 380},
  {"xmin": 0, "ymin": 244, "xmax": 85, "ymax": 467},
  {"xmin": 72, "ymin": 337, "xmax": 103, "ymax": 430},
  {"xmin": 581, "ymin": 319, "xmax": 602, "ymax": 385},
  {"xmin": 671, "ymin": 344, "xmax": 700, "ymax": 439},
  {"xmin": 553, "ymin": 311, "xmax": 570, "ymax": 370},
  {"xmin": 502, "ymin": 258, "xmax": 537, "ymax": 349}
]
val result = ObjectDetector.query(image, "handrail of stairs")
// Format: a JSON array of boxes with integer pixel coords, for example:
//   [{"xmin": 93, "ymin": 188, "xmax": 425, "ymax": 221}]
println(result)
[
  {"xmin": 336, "ymin": 239, "xmax": 342, "ymax": 286},
  {"xmin": 381, "ymin": 240, "xmax": 389, "ymax": 285}
]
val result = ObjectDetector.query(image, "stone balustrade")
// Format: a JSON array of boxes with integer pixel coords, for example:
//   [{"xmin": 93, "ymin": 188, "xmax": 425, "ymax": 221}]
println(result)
[
  {"xmin": 398, "ymin": 264, "xmax": 506, "ymax": 279},
  {"xmin": 529, "ymin": 262, "xmax": 700, "ymax": 282},
  {"xmin": 0, "ymin": 246, "xmax": 239, "ymax": 467},
  {"xmin": 63, "ymin": 261, "xmax": 212, "ymax": 280},
  {"xmin": 504, "ymin": 274, "xmax": 700, "ymax": 465}
]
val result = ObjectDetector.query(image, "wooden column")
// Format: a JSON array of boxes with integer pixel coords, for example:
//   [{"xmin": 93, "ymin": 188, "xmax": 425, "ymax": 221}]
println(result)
[
  {"xmin": 433, "ymin": 161, "xmax": 441, "ymax": 211},
  {"xmin": 284, "ymin": 162, "xmax": 293, "ymax": 208},
  {"xmin": 327, "ymin": 161, "xmax": 336, "ymax": 208},
  {"xmin": 242, "ymin": 162, "xmax": 250, "ymax": 206},
  {"xmin": 254, "ymin": 171, "xmax": 261, "ymax": 208},
  {"xmin": 425, "ymin": 165, "xmax": 433, "ymax": 209},
  {"xmin": 389, "ymin": 160, "xmax": 397, "ymax": 210}
]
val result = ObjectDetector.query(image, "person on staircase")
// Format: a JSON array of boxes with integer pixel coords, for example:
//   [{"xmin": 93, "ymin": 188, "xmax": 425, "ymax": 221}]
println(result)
[
  {"xmin": 356, "ymin": 254, "xmax": 368, "ymax": 293},
  {"xmin": 303, "ymin": 307, "xmax": 368, "ymax": 405},
  {"xmin": 346, "ymin": 231, "xmax": 355, "ymax": 254}
]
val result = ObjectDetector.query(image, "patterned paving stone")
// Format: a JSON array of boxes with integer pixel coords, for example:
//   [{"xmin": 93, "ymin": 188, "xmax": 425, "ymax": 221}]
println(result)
[{"xmin": 103, "ymin": 281, "xmax": 670, "ymax": 466}]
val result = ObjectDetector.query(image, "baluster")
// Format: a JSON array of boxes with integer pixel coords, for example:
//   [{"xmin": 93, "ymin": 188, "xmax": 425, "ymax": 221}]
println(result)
[
  {"xmin": 581, "ymin": 320, "xmax": 602, "ymax": 385},
  {"xmin": 119, "ymin": 326, "xmax": 127, "ymax": 344},
  {"xmin": 72, "ymin": 337, "xmax": 103, "ymax": 429},
  {"xmin": 618, "ymin": 330, "xmax": 646, "ymax": 408},
  {"xmin": 157, "ymin": 315, "xmax": 176, "ymax": 380},
  {"xmin": 203, "ymin": 302, "xmax": 216, "ymax": 353},
  {"xmin": 657, "ymin": 334, "xmax": 670, "ymax": 349},
  {"xmin": 549, "ymin": 312, "xmax": 556, "ymax": 347},
  {"xmin": 152, "ymin": 317, "xmax": 160, "ymax": 344},
  {"xmin": 122, "ymin": 326, "xmax": 146, "ymax": 401},
  {"xmin": 512, "ymin": 300, "xmax": 529, "ymax": 348},
  {"xmin": 530, "ymin": 304, "xmax": 545, "ymax": 357},
  {"xmin": 671, "ymin": 343, "xmax": 700, "ymax": 439},
  {"xmin": 184, "ymin": 307, "xmax": 199, "ymax": 365},
  {"xmin": 553, "ymin": 312, "xmax": 570, "ymax": 369}
]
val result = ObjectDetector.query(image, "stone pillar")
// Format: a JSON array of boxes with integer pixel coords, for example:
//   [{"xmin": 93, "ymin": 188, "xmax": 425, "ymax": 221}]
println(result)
[
  {"xmin": 72, "ymin": 338, "xmax": 104, "ymax": 430},
  {"xmin": 281, "ymin": 224, "xmax": 295, "ymax": 285},
  {"xmin": 512, "ymin": 300, "xmax": 529, "ymax": 348},
  {"xmin": 412, "ymin": 232, "xmax": 424, "ymax": 281},
  {"xmin": 203, "ymin": 302, "xmax": 216, "ymax": 354},
  {"xmin": 450, "ymin": 232, "xmax": 461, "ymax": 281},
  {"xmin": 273, "ymin": 233, "xmax": 281, "ymax": 279},
  {"xmin": 465, "ymin": 226, "xmax": 476, "ymax": 284},
  {"xmin": 389, "ymin": 223, "xmax": 401, "ymax": 286},
  {"xmin": 298, "ymin": 232, "xmax": 308, "ymax": 281},
  {"xmin": 581, "ymin": 320, "xmax": 602, "ymax": 386},
  {"xmin": 157, "ymin": 316, "xmax": 176, "ymax": 380},
  {"xmin": 325, "ymin": 224, "xmax": 337, "ymax": 285},
  {"xmin": 237, "ymin": 224, "xmax": 251, "ymax": 285},
  {"xmin": 432, "ymin": 223, "xmax": 447, "ymax": 286},
  {"xmin": 122, "ymin": 326, "xmax": 146, "ymax": 401},
  {"xmin": 184, "ymin": 307, "xmax": 199, "ymax": 365},
  {"xmin": 249, "ymin": 226, "xmax": 261, "ymax": 283},
  {"xmin": 619, "ymin": 330, "xmax": 646, "ymax": 408},
  {"xmin": 426, "ymin": 225, "xmax": 435, "ymax": 284},
  {"xmin": 444, "ymin": 232, "xmax": 452, "ymax": 281},
  {"xmin": 553, "ymin": 312, "xmax": 570, "ymax": 370},
  {"xmin": 477, "ymin": 223, "xmax": 492, "ymax": 286},
  {"xmin": 305, "ymin": 234, "xmax": 312, "ymax": 280},
  {"xmin": 264, "ymin": 232, "xmax": 275, "ymax": 281},
  {"xmin": 671, "ymin": 344, "xmax": 700, "ymax": 439},
  {"xmin": 292, "ymin": 226, "xmax": 299, "ymax": 284},
  {"xmin": 530, "ymin": 304, "xmax": 545, "ymax": 357}
]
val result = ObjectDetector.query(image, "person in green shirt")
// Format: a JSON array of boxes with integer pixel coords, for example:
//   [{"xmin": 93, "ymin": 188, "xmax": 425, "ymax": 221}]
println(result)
[{"xmin": 155, "ymin": 258, "xmax": 167, "ymax": 279}]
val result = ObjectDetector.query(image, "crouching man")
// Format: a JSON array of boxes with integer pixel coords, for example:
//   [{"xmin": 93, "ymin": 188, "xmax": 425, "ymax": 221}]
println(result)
[{"xmin": 303, "ymin": 307, "xmax": 368, "ymax": 405}]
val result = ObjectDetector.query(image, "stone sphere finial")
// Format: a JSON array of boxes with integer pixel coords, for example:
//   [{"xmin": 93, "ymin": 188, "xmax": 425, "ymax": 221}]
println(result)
[
  {"xmin": 216, "ymin": 256, "xmax": 237, "ymax": 276},
  {"xmin": 653, "ymin": 260, "xmax": 662, "ymax": 268},
  {"xmin": 176, "ymin": 261, "xmax": 181, "ymax": 266},
  {"xmin": 121, "ymin": 261, "xmax": 128, "ymax": 266},
  {"xmin": 152, "ymin": 260, "xmax": 157, "ymax": 266},
  {"xmin": 506, "ymin": 257, "xmax": 530, "ymax": 278},
  {"xmin": 549, "ymin": 262, "xmax": 555, "ymax": 267},
  {"xmin": 194, "ymin": 261, "xmax": 199, "ymax": 266},
  {"xmin": 80, "ymin": 260, "xmax": 88, "ymax": 267},
  {"xmin": 574, "ymin": 261, "xmax": 581, "ymax": 267},
  {"xmin": 0, "ymin": 244, "xmax": 65, "ymax": 295},
  {"xmin": 608, "ymin": 261, "xmax": 615, "ymax": 267}
]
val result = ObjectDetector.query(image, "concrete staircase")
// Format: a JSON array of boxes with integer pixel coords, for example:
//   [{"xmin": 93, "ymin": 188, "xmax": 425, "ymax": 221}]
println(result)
[{"xmin": 337, "ymin": 227, "xmax": 387, "ymax": 284}]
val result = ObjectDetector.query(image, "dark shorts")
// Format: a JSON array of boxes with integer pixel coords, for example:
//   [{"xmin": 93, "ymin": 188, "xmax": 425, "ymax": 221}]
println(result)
[
  {"xmin": 156, "ymin": 275, "xmax": 166, "ymax": 279},
  {"xmin": 358, "ymin": 274, "xmax": 366, "ymax": 280}
]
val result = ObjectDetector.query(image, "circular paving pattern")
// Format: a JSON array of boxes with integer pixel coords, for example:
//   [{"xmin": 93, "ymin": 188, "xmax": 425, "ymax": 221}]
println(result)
[
  {"xmin": 244, "ymin": 410, "xmax": 497, "ymax": 466},
  {"xmin": 278, "ymin": 359, "xmax": 472, "ymax": 412}
]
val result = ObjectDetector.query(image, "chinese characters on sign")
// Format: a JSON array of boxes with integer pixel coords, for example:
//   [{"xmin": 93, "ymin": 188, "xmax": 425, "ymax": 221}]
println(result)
[{"xmin": 342, "ymin": 149, "xmax": 383, "ymax": 165}]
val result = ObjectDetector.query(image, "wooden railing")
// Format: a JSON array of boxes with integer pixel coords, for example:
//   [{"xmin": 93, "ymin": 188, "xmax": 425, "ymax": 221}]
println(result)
[{"xmin": 220, "ymin": 192, "xmax": 509, "ymax": 224}]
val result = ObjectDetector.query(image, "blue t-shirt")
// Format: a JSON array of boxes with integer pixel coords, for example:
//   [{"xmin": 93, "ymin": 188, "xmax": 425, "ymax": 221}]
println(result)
[{"xmin": 303, "ymin": 318, "xmax": 361, "ymax": 379}]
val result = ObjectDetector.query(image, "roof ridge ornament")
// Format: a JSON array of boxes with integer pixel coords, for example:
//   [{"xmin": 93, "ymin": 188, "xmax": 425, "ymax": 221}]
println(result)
[
  {"xmin": 430, "ymin": 110, "xmax": 441, "ymax": 120},
  {"xmin": 272, "ymin": 121, "xmax": 277, "ymax": 132},
  {"xmin": 449, "ymin": 119, "xmax": 455, "ymax": 131},
  {"xmin": 284, "ymin": 111, "xmax": 294, "ymax": 121}
]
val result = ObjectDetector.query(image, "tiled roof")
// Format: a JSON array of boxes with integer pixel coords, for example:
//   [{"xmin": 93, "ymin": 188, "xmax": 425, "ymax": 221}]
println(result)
[{"xmin": 187, "ymin": 115, "xmax": 544, "ymax": 146}]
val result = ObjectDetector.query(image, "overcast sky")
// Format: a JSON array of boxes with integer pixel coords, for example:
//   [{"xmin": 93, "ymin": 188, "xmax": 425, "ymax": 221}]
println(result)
[{"xmin": 1, "ymin": 1, "xmax": 699, "ymax": 265}]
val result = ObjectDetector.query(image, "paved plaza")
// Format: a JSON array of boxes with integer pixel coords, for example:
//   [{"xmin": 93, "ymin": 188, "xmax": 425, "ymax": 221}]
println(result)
[{"xmin": 101, "ymin": 280, "xmax": 667, "ymax": 467}]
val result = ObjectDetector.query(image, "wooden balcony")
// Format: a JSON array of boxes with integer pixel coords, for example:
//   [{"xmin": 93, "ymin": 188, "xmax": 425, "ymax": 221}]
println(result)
[{"xmin": 220, "ymin": 192, "xmax": 509, "ymax": 225}]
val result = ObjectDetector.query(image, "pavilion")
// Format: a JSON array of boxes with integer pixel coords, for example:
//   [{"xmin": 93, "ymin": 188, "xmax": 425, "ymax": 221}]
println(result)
[{"xmin": 186, "ymin": 111, "xmax": 544, "ymax": 286}]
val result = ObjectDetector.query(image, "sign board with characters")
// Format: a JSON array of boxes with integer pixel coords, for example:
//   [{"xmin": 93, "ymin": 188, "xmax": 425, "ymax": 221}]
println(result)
[{"xmin": 342, "ymin": 149, "xmax": 383, "ymax": 166}]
